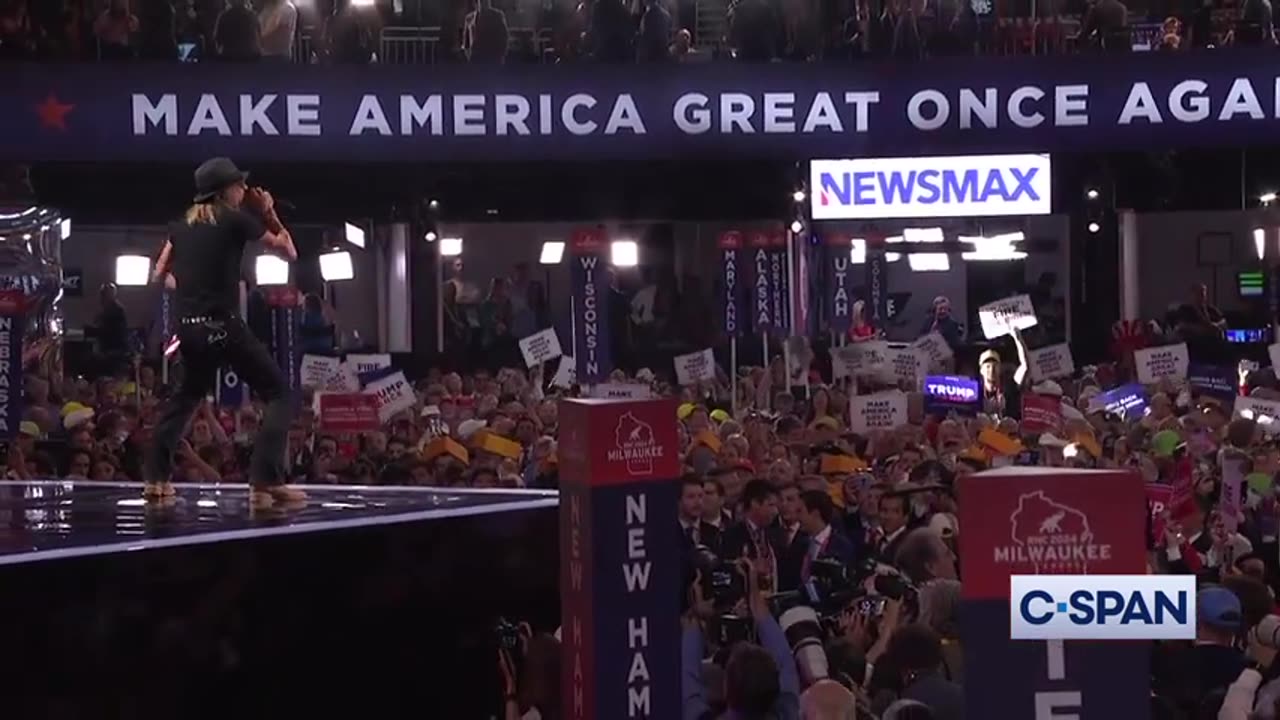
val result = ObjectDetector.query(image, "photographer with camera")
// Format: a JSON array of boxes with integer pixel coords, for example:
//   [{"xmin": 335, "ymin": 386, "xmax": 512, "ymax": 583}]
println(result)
[
  {"xmin": 683, "ymin": 559, "xmax": 800, "ymax": 720},
  {"xmin": 1218, "ymin": 613, "xmax": 1280, "ymax": 719}
]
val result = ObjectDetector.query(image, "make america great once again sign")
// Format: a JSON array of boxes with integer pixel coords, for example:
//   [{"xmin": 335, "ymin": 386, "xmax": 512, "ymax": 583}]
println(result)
[{"xmin": 9, "ymin": 51, "xmax": 1280, "ymax": 162}]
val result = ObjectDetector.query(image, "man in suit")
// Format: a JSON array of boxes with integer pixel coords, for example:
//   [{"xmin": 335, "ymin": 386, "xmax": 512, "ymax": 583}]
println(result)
[
  {"xmin": 678, "ymin": 474, "xmax": 721, "ymax": 555},
  {"xmin": 776, "ymin": 483, "xmax": 809, "ymax": 592},
  {"xmin": 702, "ymin": 476, "xmax": 735, "ymax": 532},
  {"xmin": 720, "ymin": 480, "xmax": 786, "ymax": 590},
  {"xmin": 876, "ymin": 491, "xmax": 911, "ymax": 567},
  {"xmin": 798, "ymin": 490, "xmax": 857, "ymax": 586}
]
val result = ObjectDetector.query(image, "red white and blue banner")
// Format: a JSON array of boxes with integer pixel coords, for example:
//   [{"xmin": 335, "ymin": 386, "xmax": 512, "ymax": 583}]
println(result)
[
  {"xmin": 717, "ymin": 231, "xmax": 743, "ymax": 337},
  {"xmin": 824, "ymin": 233, "xmax": 853, "ymax": 335},
  {"xmin": 0, "ymin": 292, "xmax": 25, "ymax": 441},
  {"xmin": 265, "ymin": 286, "xmax": 301, "ymax": 395},
  {"xmin": 570, "ymin": 229, "xmax": 611, "ymax": 384},
  {"xmin": 10, "ymin": 54, "xmax": 1280, "ymax": 161},
  {"xmin": 769, "ymin": 231, "xmax": 791, "ymax": 336},
  {"xmin": 559, "ymin": 398, "xmax": 682, "ymax": 720},
  {"xmin": 749, "ymin": 232, "xmax": 772, "ymax": 333}
]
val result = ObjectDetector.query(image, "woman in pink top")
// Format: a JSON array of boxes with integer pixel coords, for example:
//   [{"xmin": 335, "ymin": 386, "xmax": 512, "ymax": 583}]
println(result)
[{"xmin": 849, "ymin": 300, "xmax": 880, "ymax": 342}]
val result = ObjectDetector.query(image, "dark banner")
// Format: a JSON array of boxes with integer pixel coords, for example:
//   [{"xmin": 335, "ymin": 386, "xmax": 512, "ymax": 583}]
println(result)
[
  {"xmin": 265, "ymin": 286, "xmax": 301, "ymax": 396},
  {"xmin": 0, "ymin": 292, "xmax": 25, "ymax": 442},
  {"xmin": 1188, "ymin": 364, "xmax": 1236, "ymax": 402},
  {"xmin": 749, "ymin": 232, "xmax": 772, "ymax": 333},
  {"xmin": 825, "ymin": 233, "xmax": 852, "ymax": 335},
  {"xmin": 571, "ymin": 228, "xmax": 612, "ymax": 384},
  {"xmin": 718, "ymin": 231, "xmax": 743, "ymax": 337},
  {"xmin": 769, "ymin": 231, "xmax": 791, "ymax": 336},
  {"xmin": 12, "ymin": 53, "xmax": 1280, "ymax": 162},
  {"xmin": 866, "ymin": 249, "xmax": 887, "ymax": 328}
]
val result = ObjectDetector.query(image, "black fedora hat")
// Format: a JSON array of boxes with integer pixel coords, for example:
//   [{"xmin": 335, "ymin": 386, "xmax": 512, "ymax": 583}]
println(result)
[{"xmin": 193, "ymin": 157, "xmax": 249, "ymax": 203}]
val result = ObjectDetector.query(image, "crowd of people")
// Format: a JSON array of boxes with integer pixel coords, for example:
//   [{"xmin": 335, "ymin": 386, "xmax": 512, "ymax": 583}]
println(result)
[
  {"xmin": 11, "ymin": 239, "xmax": 1280, "ymax": 719},
  {"xmin": 0, "ymin": 0, "xmax": 1272, "ymax": 64}
]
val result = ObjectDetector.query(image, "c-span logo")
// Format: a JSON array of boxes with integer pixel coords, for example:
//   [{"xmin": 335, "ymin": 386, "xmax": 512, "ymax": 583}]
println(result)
[
  {"xmin": 810, "ymin": 153, "xmax": 1052, "ymax": 220},
  {"xmin": 1010, "ymin": 575, "xmax": 1196, "ymax": 640}
]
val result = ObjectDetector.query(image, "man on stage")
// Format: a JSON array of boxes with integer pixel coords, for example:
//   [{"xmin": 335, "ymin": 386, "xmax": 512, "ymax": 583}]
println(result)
[{"xmin": 145, "ymin": 157, "xmax": 305, "ymax": 508}]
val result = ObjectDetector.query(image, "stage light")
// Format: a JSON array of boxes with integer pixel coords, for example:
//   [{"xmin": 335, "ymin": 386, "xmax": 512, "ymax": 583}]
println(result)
[
  {"xmin": 319, "ymin": 250, "xmax": 354, "ymax": 281},
  {"xmin": 790, "ymin": 219, "xmax": 804, "ymax": 234},
  {"xmin": 540, "ymin": 241, "xmax": 565, "ymax": 265},
  {"xmin": 21, "ymin": 234, "xmax": 30, "ymax": 241},
  {"xmin": 1087, "ymin": 221, "xmax": 1101, "ymax": 234},
  {"xmin": 1086, "ymin": 188, "xmax": 1100, "ymax": 200},
  {"xmin": 1262, "ymin": 192, "xmax": 1278, "ymax": 205},
  {"xmin": 960, "ymin": 234, "xmax": 1026, "ymax": 261},
  {"xmin": 428, "ymin": 199, "xmax": 441, "ymax": 211},
  {"xmin": 59, "ymin": 218, "xmax": 71, "ymax": 240},
  {"xmin": 1255, "ymin": 228, "xmax": 1266, "ymax": 260},
  {"xmin": 611, "ymin": 240, "xmax": 639, "ymax": 267},
  {"xmin": 909, "ymin": 253, "xmax": 951, "ymax": 272},
  {"xmin": 351, "ymin": 0, "xmax": 375, "ymax": 6},
  {"xmin": 255, "ymin": 255, "xmax": 289, "ymax": 286},
  {"xmin": 114, "ymin": 255, "xmax": 151, "ymax": 286},
  {"xmin": 849, "ymin": 239, "xmax": 866, "ymax": 264},
  {"xmin": 425, "ymin": 230, "xmax": 438, "ymax": 242},
  {"xmin": 903, "ymin": 227, "xmax": 944, "ymax": 243},
  {"xmin": 343, "ymin": 222, "xmax": 366, "ymax": 249},
  {"xmin": 792, "ymin": 190, "xmax": 806, "ymax": 203},
  {"xmin": 439, "ymin": 237, "xmax": 464, "ymax": 257}
]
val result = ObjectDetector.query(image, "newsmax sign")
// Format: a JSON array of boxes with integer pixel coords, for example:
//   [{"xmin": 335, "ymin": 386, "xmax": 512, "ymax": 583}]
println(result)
[{"xmin": 810, "ymin": 154, "xmax": 1052, "ymax": 220}]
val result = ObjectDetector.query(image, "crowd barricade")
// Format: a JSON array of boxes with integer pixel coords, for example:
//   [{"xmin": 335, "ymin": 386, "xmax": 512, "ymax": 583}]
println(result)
[{"xmin": 379, "ymin": 26, "xmax": 448, "ymax": 65}]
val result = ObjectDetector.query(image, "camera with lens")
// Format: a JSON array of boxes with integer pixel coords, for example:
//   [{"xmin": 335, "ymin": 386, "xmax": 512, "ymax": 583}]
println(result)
[
  {"xmin": 690, "ymin": 544, "xmax": 747, "ymax": 610},
  {"xmin": 494, "ymin": 617, "xmax": 522, "ymax": 655},
  {"xmin": 804, "ymin": 558, "xmax": 861, "ymax": 614}
]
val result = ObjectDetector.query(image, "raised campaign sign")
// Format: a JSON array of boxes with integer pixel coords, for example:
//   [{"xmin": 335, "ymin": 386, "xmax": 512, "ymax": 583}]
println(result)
[
  {"xmin": 1133, "ymin": 343, "xmax": 1189, "ymax": 385},
  {"xmin": 13, "ymin": 53, "xmax": 1280, "ymax": 162},
  {"xmin": 923, "ymin": 375, "xmax": 979, "ymax": 415}
]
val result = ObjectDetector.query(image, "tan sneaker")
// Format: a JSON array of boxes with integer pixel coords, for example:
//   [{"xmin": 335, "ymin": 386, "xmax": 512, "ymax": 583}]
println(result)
[
  {"xmin": 143, "ymin": 481, "xmax": 176, "ymax": 500},
  {"xmin": 253, "ymin": 485, "xmax": 308, "ymax": 507}
]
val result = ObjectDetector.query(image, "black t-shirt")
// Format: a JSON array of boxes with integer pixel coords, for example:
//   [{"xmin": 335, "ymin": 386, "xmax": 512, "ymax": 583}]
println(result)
[{"xmin": 169, "ymin": 207, "xmax": 263, "ymax": 318}]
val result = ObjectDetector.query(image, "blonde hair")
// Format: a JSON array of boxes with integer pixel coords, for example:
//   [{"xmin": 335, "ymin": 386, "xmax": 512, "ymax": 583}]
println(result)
[{"xmin": 184, "ymin": 202, "xmax": 218, "ymax": 225}]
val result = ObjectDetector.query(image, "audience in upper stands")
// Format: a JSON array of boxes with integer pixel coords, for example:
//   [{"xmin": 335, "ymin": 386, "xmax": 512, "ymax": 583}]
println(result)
[{"xmin": 0, "ymin": 0, "xmax": 1271, "ymax": 64}]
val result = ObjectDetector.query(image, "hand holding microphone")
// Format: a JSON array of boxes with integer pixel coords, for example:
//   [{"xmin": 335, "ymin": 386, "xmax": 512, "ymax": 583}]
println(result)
[{"xmin": 244, "ymin": 186, "xmax": 285, "ymax": 235}]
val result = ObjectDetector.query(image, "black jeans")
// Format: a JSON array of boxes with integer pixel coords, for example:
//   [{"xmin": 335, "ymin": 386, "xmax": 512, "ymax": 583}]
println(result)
[{"xmin": 146, "ymin": 317, "xmax": 292, "ymax": 487}]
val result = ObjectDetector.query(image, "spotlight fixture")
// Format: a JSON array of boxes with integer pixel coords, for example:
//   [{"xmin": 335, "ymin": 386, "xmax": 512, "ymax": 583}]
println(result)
[
  {"xmin": 1255, "ymin": 228, "xmax": 1266, "ymax": 260},
  {"xmin": 1262, "ymin": 192, "xmax": 1278, "ymax": 205},
  {"xmin": 1087, "ymin": 221, "xmax": 1101, "ymax": 234},
  {"xmin": 792, "ymin": 190, "xmax": 806, "ymax": 203},
  {"xmin": 255, "ymin": 255, "xmax": 289, "ymax": 286},
  {"xmin": 439, "ymin": 237, "xmax": 464, "ymax": 257},
  {"xmin": 539, "ymin": 241, "xmax": 565, "ymax": 265},
  {"xmin": 425, "ymin": 230, "xmax": 438, "ymax": 242},
  {"xmin": 319, "ymin": 250, "xmax": 355, "ymax": 281},
  {"xmin": 790, "ymin": 219, "xmax": 804, "ymax": 234},
  {"xmin": 1086, "ymin": 188, "xmax": 1100, "ymax": 201},
  {"xmin": 114, "ymin": 255, "xmax": 152, "ymax": 287},
  {"xmin": 611, "ymin": 240, "xmax": 639, "ymax": 267},
  {"xmin": 343, "ymin": 222, "xmax": 366, "ymax": 249},
  {"xmin": 428, "ymin": 199, "xmax": 441, "ymax": 211}
]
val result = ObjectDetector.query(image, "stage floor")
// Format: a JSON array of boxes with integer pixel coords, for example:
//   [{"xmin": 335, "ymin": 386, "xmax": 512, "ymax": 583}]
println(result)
[{"xmin": 0, "ymin": 480, "xmax": 558, "ymax": 566}]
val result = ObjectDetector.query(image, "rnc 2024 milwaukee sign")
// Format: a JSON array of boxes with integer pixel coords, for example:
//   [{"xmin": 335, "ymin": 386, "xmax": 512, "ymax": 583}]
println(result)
[{"xmin": 7, "ymin": 52, "xmax": 1280, "ymax": 163}]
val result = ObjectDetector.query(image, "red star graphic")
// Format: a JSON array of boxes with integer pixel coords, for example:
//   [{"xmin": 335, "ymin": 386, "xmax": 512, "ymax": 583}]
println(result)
[{"xmin": 33, "ymin": 93, "xmax": 75, "ymax": 131}]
